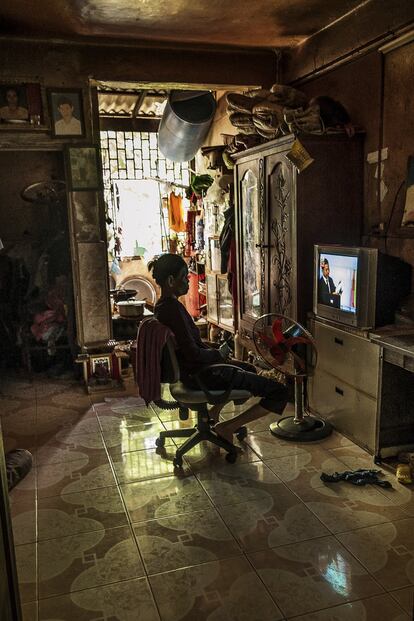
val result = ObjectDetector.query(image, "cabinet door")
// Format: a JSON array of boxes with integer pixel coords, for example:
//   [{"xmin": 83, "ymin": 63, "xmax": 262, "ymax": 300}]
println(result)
[
  {"xmin": 266, "ymin": 153, "xmax": 296, "ymax": 319},
  {"xmin": 217, "ymin": 275, "xmax": 234, "ymax": 330},
  {"xmin": 236, "ymin": 158, "xmax": 267, "ymax": 331},
  {"xmin": 206, "ymin": 273, "xmax": 218, "ymax": 323}
]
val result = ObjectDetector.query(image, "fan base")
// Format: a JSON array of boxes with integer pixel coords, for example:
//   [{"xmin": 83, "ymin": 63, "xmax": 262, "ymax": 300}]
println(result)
[{"xmin": 270, "ymin": 415, "xmax": 332, "ymax": 442}]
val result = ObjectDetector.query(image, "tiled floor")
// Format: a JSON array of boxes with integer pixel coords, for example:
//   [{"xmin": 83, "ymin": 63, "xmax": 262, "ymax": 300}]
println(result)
[{"xmin": 1, "ymin": 374, "xmax": 414, "ymax": 620}]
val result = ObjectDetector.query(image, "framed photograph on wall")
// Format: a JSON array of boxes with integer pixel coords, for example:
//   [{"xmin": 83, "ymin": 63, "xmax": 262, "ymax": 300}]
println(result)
[
  {"xmin": 47, "ymin": 88, "xmax": 85, "ymax": 137},
  {"xmin": 65, "ymin": 145, "xmax": 102, "ymax": 191},
  {"xmin": 0, "ymin": 82, "xmax": 44, "ymax": 126}
]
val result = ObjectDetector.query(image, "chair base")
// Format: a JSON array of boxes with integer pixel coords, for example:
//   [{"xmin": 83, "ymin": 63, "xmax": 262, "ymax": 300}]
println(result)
[{"xmin": 156, "ymin": 406, "xmax": 241, "ymax": 466}]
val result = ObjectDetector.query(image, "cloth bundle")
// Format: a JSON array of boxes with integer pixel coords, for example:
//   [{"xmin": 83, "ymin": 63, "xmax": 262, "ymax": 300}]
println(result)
[
  {"xmin": 226, "ymin": 84, "xmax": 309, "ymax": 140},
  {"xmin": 320, "ymin": 469, "xmax": 392, "ymax": 488}
]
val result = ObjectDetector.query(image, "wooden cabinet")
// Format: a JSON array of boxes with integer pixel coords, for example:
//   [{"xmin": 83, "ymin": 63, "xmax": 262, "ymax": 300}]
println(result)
[{"xmin": 233, "ymin": 133, "xmax": 364, "ymax": 344}]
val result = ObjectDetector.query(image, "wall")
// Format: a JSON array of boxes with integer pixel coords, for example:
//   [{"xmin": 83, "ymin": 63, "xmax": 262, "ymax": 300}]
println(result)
[
  {"xmin": 284, "ymin": 12, "xmax": 414, "ymax": 283},
  {"xmin": 0, "ymin": 37, "xmax": 276, "ymax": 348}
]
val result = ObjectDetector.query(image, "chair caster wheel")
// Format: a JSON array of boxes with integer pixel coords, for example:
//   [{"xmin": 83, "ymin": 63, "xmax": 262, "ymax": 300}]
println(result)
[
  {"xmin": 179, "ymin": 407, "xmax": 189, "ymax": 421},
  {"xmin": 236, "ymin": 426, "xmax": 247, "ymax": 441},
  {"xmin": 225, "ymin": 451, "xmax": 238, "ymax": 464},
  {"xmin": 173, "ymin": 456, "xmax": 183, "ymax": 468},
  {"xmin": 155, "ymin": 437, "xmax": 165, "ymax": 448}
]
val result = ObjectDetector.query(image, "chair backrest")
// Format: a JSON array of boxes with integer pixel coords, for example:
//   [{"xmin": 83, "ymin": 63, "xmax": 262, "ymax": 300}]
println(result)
[{"xmin": 160, "ymin": 336, "xmax": 181, "ymax": 384}]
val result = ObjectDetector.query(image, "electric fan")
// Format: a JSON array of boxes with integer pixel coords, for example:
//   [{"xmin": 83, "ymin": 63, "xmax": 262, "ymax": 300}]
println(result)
[
  {"xmin": 253, "ymin": 313, "xmax": 332, "ymax": 441},
  {"xmin": 20, "ymin": 180, "xmax": 66, "ymax": 205}
]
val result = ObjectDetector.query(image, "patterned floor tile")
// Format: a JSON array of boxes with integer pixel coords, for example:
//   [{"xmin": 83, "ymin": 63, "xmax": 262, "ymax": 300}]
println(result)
[
  {"xmin": 196, "ymin": 460, "xmax": 284, "ymax": 508},
  {"xmin": 35, "ymin": 432, "xmax": 107, "ymax": 465},
  {"xmin": 219, "ymin": 489, "xmax": 329, "ymax": 552},
  {"xmin": 288, "ymin": 592, "xmax": 410, "ymax": 620},
  {"xmin": 295, "ymin": 480, "xmax": 409, "ymax": 533},
  {"xmin": 248, "ymin": 536, "xmax": 384, "ymax": 618},
  {"xmin": 36, "ymin": 453, "xmax": 115, "ymax": 498},
  {"xmin": 265, "ymin": 446, "xmax": 353, "ymax": 494},
  {"xmin": 133, "ymin": 507, "xmax": 241, "ymax": 574},
  {"xmin": 15, "ymin": 542, "xmax": 37, "ymax": 603},
  {"xmin": 149, "ymin": 556, "xmax": 283, "ymax": 621},
  {"xmin": 8, "ymin": 467, "xmax": 37, "ymax": 505},
  {"xmin": 337, "ymin": 518, "xmax": 414, "ymax": 591},
  {"xmin": 121, "ymin": 475, "xmax": 212, "ymax": 523},
  {"xmin": 11, "ymin": 502, "xmax": 37, "ymax": 545},
  {"xmin": 37, "ymin": 486, "xmax": 127, "ymax": 541},
  {"xmin": 22, "ymin": 601, "xmax": 38, "ymax": 621},
  {"xmin": 35, "ymin": 405, "xmax": 95, "ymax": 437},
  {"xmin": 245, "ymin": 430, "xmax": 312, "ymax": 460},
  {"xmin": 38, "ymin": 577, "xmax": 160, "ymax": 621},
  {"xmin": 389, "ymin": 585, "xmax": 414, "ymax": 615},
  {"xmin": 38, "ymin": 525, "xmax": 144, "ymax": 599},
  {"xmin": 154, "ymin": 406, "xmax": 197, "ymax": 423}
]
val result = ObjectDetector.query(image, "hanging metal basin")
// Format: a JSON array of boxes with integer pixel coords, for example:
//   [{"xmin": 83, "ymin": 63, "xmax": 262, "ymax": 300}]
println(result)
[{"xmin": 158, "ymin": 90, "xmax": 217, "ymax": 162}]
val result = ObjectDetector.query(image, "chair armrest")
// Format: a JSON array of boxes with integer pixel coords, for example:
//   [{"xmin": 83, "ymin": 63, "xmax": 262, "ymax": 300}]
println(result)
[{"xmin": 189, "ymin": 363, "xmax": 243, "ymax": 405}]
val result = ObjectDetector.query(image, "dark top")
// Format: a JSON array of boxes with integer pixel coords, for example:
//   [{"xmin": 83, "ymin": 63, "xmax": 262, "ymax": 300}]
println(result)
[{"xmin": 155, "ymin": 296, "xmax": 222, "ymax": 379}]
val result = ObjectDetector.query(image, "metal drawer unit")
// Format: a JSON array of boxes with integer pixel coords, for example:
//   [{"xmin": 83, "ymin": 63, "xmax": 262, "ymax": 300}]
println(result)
[{"xmin": 308, "ymin": 318, "xmax": 381, "ymax": 454}]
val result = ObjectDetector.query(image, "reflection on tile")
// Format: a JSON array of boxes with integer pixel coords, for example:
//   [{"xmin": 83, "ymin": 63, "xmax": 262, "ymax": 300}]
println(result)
[
  {"xmin": 196, "ymin": 461, "xmax": 284, "ymax": 508},
  {"xmin": 37, "ymin": 454, "xmax": 115, "ymax": 498},
  {"xmin": 161, "ymin": 417, "xmax": 198, "ymax": 446},
  {"xmin": 296, "ymin": 481, "xmax": 408, "ymax": 533},
  {"xmin": 133, "ymin": 508, "xmax": 240, "ymax": 574},
  {"xmin": 249, "ymin": 536, "xmax": 383, "ymax": 618},
  {"xmin": 38, "ymin": 486, "xmax": 127, "ymax": 541},
  {"xmin": 111, "ymin": 448, "xmax": 191, "ymax": 483},
  {"xmin": 219, "ymin": 492, "xmax": 328, "ymax": 552},
  {"xmin": 38, "ymin": 525, "xmax": 144, "ymax": 599},
  {"xmin": 265, "ymin": 447, "xmax": 352, "ymax": 493},
  {"xmin": 290, "ymin": 592, "xmax": 410, "ymax": 620},
  {"xmin": 121, "ymin": 475, "xmax": 212, "ymax": 523},
  {"xmin": 102, "ymin": 420, "xmax": 171, "ymax": 452},
  {"xmin": 15, "ymin": 543, "xmax": 37, "ymax": 603},
  {"xmin": 245, "ymin": 430, "xmax": 309, "ymax": 460},
  {"xmin": 22, "ymin": 601, "xmax": 38, "ymax": 621},
  {"xmin": 38, "ymin": 577, "xmax": 160, "ymax": 621},
  {"xmin": 184, "ymin": 441, "xmax": 260, "ymax": 472},
  {"xmin": 149, "ymin": 556, "xmax": 283, "ymax": 621},
  {"xmin": 337, "ymin": 518, "xmax": 414, "ymax": 591}
]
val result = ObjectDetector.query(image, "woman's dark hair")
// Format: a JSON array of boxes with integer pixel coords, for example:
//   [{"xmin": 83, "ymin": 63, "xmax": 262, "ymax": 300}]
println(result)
[{"xmin": 148, "ymin": 253, "xmax": 186, "ymax": 285}]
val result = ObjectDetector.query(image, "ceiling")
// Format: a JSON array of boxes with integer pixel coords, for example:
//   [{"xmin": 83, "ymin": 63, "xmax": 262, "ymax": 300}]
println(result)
[{"xmin": 1, "ymin": 0, "xmax": 369, "ymax": 50}]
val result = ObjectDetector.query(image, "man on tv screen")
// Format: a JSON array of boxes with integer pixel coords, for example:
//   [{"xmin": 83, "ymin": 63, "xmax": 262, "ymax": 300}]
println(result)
[{"xmin": 318, "ymin": 258, "xmax": 340, "ymax": 307}]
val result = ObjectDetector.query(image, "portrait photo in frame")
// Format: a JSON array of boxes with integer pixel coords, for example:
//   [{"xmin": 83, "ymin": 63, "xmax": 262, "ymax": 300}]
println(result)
[
  {"xmin": 65, "ymin": 145, "xmax": 102, "ymax": 191},
  {"xmin": 0, "ymin": 82, "xmax": 44, "ymax": 126},
  {"xmin": 47, "ymin": 88, "xmax": 85, "ymax": 137}
]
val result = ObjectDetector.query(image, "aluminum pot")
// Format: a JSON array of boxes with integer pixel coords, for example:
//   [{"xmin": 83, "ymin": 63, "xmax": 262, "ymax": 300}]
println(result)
[{"xmin": 117, "ymin": 300, "xmax": 145, "ymax": 318}]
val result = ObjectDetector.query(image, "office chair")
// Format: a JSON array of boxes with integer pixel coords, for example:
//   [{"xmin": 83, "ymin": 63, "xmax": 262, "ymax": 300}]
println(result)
[{"xmin": 154, "ymin": 337, "xmax": 252, "ymax": 467}]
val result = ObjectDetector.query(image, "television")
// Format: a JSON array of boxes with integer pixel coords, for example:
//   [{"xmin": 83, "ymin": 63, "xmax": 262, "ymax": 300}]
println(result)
[{"xmin": 314, "ymin": 245, "xmax": 411, "ymax": 329}]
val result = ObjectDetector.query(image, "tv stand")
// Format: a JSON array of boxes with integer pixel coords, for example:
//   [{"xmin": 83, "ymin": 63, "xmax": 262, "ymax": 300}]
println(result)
[{"xmin": 308, "ymin": 317, "xmax": 414, "ymax": 458}]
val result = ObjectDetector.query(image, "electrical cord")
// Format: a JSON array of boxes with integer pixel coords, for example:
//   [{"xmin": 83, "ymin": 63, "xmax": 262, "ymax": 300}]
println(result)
[{"xmin": 384, "ymin": 179, "xmax": 405, "ymax": 252}]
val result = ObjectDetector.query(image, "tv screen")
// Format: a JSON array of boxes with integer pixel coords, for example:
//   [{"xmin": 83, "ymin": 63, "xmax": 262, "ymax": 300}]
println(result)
[{"xmin": 317, "ymin": 252, "xmax": 358, "ymax": 314}]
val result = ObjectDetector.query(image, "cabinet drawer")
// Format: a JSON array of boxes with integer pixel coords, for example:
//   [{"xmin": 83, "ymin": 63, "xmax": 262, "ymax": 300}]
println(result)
[
  {"xmin": 308, "ymin": 369, "xmax": 377, "ymax": 453},
  {"xmin": 313, "ymin": 322, "xmax": 380, "ymax": 397}
]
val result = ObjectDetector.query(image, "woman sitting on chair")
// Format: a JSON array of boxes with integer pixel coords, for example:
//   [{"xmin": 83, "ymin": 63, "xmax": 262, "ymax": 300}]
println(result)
[{"xmin": 148, "ymin": 253, "xmax": 288, "ymax": 443}]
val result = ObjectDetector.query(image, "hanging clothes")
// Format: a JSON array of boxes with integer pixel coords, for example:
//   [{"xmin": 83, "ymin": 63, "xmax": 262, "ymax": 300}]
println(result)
[
  {"xmin": 185, "ymin": 210, "xmax": 197, "ymax": 256},
  {"xmin": 168, "ymin": 192, "xmax": 186, "ymax": 233}
]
